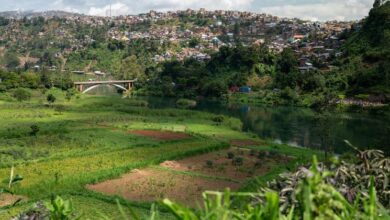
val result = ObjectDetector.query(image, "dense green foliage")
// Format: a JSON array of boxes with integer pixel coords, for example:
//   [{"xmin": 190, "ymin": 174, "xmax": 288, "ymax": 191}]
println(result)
[
  {"xmin": 143, "ymin": 3, "xmax": 390, "ymax": 108},
  {"xmin": 341, "ymin": 1, "xmax": 390, "ymax": 100}
]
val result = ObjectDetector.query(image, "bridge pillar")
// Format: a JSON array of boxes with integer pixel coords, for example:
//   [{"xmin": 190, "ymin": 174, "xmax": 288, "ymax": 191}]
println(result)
[
  {"xmin": 127, "ymin": 82, "xmax": 133, "ymax": 90},
  {"xmin": 76, "ymin": 84, "xmax": 83, "ymax": 92}
]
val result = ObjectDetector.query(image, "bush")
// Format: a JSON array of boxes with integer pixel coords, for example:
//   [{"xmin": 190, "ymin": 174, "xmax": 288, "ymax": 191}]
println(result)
[
  {"xmin": 30, "ymin": 124, "xmax": 40, "ymax": 136},
  {"xmin": 206, "ymin": 160, "xmax": 214, "ymax": 168},
  {"xmin": 65, "ymin": 89, "xmax": 77, "ymax": 101},
  {"xmin": 257, "ymin": 151, "xmax": 266, "ymax": 159},
  {"xmin": 47, "ymin": 94, "xmax": 56, "ymax": 104},
  {"xmin": 12, "ymin": 88, "xmax": 31, "ymax": 102},
  {"xmin": 232, "ymin": 157, "xmax": 244, "ymax": 166},
  {"xmin": 269, "ymin": 150, "xmax": 279, "ymax": 157},
  {"xmin": 227, "ymin": 152, "xmax": 235, "ymax": 159},
  {"xmin": 212, "ymin": 115, "xmax": 225, "ymax": 123},
  {"xmin": 176, "ymin": 98, "xmax": 197, "ymax": 109}
]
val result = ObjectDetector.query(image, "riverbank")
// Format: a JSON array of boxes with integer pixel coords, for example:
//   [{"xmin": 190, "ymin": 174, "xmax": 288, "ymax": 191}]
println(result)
[{"xmin": 228, "ymin": 92, "xmax": 389, "ymax": 114}]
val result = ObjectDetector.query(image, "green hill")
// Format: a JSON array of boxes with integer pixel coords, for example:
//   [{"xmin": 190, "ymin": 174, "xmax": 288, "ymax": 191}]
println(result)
[{"xmin": 342, "ymin": 1, "xmax": 390, "ymax": 100}]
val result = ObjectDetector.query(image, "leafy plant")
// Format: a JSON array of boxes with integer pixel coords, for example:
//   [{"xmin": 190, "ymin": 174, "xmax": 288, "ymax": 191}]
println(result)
[
  {"xmin": 44, "ymin": 196, "xmax": 79, "ymax": 220},
  {"xmin": 227, "ymin": 152, "xmax": 235, "ymax": 159},
  {"xmin": 12, "ymin": 88, "xmax": 31, "ymax": 102},
  {"xmin": 257, "ymin": 143, "xmax": 390, "ymax": 211},
  {"xmin": 30, "ymin": 124, "xmax": 40, "ymax": 136},
  {"xmin": 158, "ymin": 157, "xmax": 389, "ymax": 220},
  {"xmin": 47, "ymin": 94, "xmax": 56, "ymax": 104}
]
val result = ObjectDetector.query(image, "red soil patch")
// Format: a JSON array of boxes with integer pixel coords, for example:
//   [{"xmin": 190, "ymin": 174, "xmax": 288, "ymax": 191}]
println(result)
[
  {"xmin": 0, "ymin": 194, "xmax": 27, "ymax": 207},
  {"xmin": 160, "ymin": 148, "xmax": 291, "ymax": 182},
  {"xmin": 128, "ymin": 130, "xmax": 190, "ymax": 141},
  {"xmin": 87, "ymin": 168, "xmax": 239, "ymax": 208},
  {"xmin": 230, "ymin": 139, "xmax": 263, "ymax": 147}
]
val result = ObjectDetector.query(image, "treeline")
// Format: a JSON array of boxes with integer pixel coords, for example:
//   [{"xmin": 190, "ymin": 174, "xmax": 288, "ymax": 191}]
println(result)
[
  {"xmin": 143, "ymin": 44, "xmax": 347, "ymax": 107},
  {"xmin": 0, "ymin": 70, "xmax": 73, "ymax": 92},
  {"xmin": 340, "ymin": 1, "xmax": 390, "ymax": 100}
]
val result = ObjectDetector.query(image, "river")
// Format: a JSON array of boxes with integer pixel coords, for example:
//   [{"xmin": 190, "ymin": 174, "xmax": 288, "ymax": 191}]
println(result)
[{"xmin": 87, "ymin": 87, "xmax": 389, "ymax": 154}]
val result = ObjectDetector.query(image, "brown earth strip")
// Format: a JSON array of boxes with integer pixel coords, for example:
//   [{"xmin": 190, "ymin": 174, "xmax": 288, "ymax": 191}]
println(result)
[
  {"xmin": 128, "ymin": 130, "xmax": 190, "ymax": 141},
  {"xmin": 230, "ymin": 139, "xmax": 264, "ymax": 147}
]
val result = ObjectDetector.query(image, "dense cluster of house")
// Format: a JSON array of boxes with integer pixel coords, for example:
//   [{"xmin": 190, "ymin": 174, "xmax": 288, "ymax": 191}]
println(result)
[{"xmin": 0, "ymin": 9, "xmax": 355, "ymax": 70}]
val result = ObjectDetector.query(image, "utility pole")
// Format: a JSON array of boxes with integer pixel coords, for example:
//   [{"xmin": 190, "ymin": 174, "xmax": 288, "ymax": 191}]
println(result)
[{"xmin": 110, "ymin": 0, "xmax": 112, "ymax": 17}]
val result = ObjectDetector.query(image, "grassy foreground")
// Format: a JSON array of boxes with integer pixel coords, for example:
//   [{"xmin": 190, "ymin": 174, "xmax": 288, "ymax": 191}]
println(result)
[{"xmin": 0, "ymin": 89, "xmax": 321, "ymax": 219}]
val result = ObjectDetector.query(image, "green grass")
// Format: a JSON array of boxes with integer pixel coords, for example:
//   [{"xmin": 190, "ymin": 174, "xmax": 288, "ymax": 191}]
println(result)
[{"xmin": 0, "ymin": 89, "xmax": 320, "ymax": 219}]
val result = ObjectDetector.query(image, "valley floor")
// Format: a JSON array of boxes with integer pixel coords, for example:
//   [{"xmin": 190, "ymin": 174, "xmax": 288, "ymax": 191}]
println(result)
[{"xmin": 0, "ymin": 90, "xmax": 320, "ymax": 219}]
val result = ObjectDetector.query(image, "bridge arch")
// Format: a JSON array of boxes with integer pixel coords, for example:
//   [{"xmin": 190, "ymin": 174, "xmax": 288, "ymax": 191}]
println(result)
[
  {"xmin": 74, "ymin": 80, "xmax": 135, "ymax": 94},
  {"xmin": 82, "ymin": 84, "xmax": 129, "ymax": 94}
]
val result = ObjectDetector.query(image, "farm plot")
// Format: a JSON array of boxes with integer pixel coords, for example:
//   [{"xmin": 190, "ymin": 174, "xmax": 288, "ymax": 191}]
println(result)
[
  {"xmin": 160, "ymin": 148, "xmax": 292, "ymax": 182},
  {"xmin": 87, "ymin": 147, "xmax": 293, "ymax": 207},
  {"xmin": 87, "ymin": 167, "xmax": 240, "ymax": 208}
]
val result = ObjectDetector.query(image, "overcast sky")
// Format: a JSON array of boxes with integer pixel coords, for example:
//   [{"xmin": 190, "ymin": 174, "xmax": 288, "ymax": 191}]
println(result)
[{"xmin": 0, "ymin": 0, "xmax": 374, "ymax": 21}]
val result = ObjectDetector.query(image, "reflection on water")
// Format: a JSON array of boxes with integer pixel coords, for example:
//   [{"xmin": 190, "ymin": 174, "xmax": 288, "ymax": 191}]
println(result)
[{"xmin": 142, "ymin": 97, "xmax": 389, "ymax": 154}]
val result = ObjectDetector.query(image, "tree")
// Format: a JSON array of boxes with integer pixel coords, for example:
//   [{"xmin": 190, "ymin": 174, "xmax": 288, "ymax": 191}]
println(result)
[
  {"xmin": 374, "ymin": 0, "xmax": 382, "ymax": 8},
  {"xmin": 4, "ymin": 52, "xmax": 20, "ymax": 69},
  {"xmin": 21, "ymin": 72, "xmax": 40, "ymax": 89},
  {"xmin": 274, "ymin": 49, "xmax": 299, "ymax": 89},
  {"xmin": 118, "ymin": 55, "xmax": 145, "ymax": 80},
  {"xmin": 12, "ymin": 88, "xmax": 31, "ymax": 102},
  {"xmin": 47, "ymin": 94, "xmax": 56, "ymax": 104}
]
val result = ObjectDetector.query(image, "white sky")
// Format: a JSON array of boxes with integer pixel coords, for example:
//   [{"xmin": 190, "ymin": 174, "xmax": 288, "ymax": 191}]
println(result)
[{"xmin": 0, "ymin": 0, "xmax": 374, "ymax": 21}]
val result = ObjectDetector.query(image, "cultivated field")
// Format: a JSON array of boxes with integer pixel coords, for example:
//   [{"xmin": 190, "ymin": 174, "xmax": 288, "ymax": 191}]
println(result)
[{"xmin": 0, "ymin": 89, "xmax": 319, "ymax": 219}]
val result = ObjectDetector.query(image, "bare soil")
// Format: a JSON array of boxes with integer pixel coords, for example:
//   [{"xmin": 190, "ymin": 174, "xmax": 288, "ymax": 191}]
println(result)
[
  {"xmin": 87, "ymin": 168, "xmax": 239, "ymax": 207},
  {"xmin": 230, "ymin": 139, "xmax": 263, "ymax": 147},
  {"xmin": 87, "ymin": 147, "xmax": 291, "ymax": 207},
  {"xmin": 128, "ymin": 130, "xmax": 190, "ymax": 141},
  {"xmin": 160, "ymin": 148, "xmax": 290, "ymax": 182},
  {"xmin": 0, "ymin": 194, "xmax": 27, "ymax": 207}
]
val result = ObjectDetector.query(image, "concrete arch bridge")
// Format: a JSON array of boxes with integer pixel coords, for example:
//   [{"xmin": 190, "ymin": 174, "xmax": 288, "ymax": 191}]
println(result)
[{"xmin": 74, "ymin": 80, "xmax": 136, "ymax": 94}]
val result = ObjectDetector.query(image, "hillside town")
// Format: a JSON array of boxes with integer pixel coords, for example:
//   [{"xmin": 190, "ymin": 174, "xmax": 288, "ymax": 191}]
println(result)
[{"xmin": 0, "ymin": 9, "xmax": 355, "ymax": 72}]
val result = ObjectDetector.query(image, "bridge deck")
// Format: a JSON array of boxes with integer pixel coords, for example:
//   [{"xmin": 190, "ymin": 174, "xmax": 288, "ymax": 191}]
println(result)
[{"xmin": 74, "ymin": 80, "xmax": 136, "ymax": 85}]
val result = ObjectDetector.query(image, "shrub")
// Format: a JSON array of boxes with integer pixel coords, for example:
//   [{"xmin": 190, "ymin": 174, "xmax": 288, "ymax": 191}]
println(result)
[
  {"xmin": 206, "ymin": 160, "xmax": 214, "ymax": 168},
  {"xmin": 269, "ymin": 150, "xmax": 279, "ymax": 157},
  {"xmin": 47, "ymin": 94, "xmax": 56, "ymax": 104},
  {"xmin": 257, "ymin": 151, "xmax": 266, "ymax": 159},
  {"xmin": 249, "ymin": 149, "xmax": 256, "ymax": 156},
  {"xmin": 30, "ymin": 124, "xmax": 40, "ymax": 136},
  {"xmin": 227, "ymin": 152, "xmax": 235, "ymax": 159},
  {"xmin": 212, "ymin": 115, "xmax": 225, "ymax": 123},
  {"xmin": 65, "ymin": 89, "xmax": 77, "ymax": 101},
  {"xmin": 232, "ymin": 157, "xmax": 244, "ymax": 166},
  {"xmin": 12, "ymin": 88, "xmax": 31, "ymax": 102}
]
